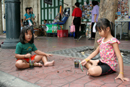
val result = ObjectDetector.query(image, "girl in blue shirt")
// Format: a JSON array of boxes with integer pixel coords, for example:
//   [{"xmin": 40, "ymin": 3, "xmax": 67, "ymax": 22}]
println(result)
[{"xmin": 24, "ymin": 7, "xmax": 34, "ymax": 25}]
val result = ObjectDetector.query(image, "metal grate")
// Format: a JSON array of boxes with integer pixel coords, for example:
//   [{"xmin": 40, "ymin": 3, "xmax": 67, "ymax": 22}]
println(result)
[{"xmin": 48, "ymin": 46, "xmax": 130, "ymax": 64}]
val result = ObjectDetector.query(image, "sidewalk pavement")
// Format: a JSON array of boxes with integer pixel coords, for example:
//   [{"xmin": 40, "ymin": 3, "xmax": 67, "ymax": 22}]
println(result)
[{"xmin": 0, "ymin": 36, "xmax": 130, "ymax": 87}]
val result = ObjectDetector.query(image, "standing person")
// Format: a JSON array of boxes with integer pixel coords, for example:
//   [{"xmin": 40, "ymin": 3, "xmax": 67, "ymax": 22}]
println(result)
[
  {"xmin": 15, "ymin": 27, "xmax": 55, "ymax": 69},
  {"xmin": 72, "ymin": 2, "xmax": 82, "ymax": 40},
  {"xmin": 81, "ymin": 18, "xmax": 129, "ymax": 82},
  {"xmin": 89, "ymin": 1, "xmax": 99, "ymax": 40}
]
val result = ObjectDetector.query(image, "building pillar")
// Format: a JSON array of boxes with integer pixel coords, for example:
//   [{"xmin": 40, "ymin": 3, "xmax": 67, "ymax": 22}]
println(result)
[
  {"xmin": 1, "ymin": 0, "xmax": 20, "ymax": 49},
  {"xmin": 0, "ymin": 0, "xmax": 3, "ymax": 34}
]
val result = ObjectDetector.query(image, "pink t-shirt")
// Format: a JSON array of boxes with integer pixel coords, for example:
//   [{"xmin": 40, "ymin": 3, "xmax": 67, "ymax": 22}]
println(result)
[{"xmin": 97, "ymin": 37, "xmax": 120, "ymax": 71}]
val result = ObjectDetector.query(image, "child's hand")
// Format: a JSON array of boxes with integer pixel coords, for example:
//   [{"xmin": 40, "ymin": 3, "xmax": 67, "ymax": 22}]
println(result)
[
  {"xmin": 115, "ymin": 73, "xmax": 129, "ymax": 82},
  {"xmin": 28, "ymin": 18, "xmax": 30, "ymax": 20},
  {"xmin": 46, "ymin": 54, "xmax": 52, "ymax": 57},
  {"xmin": 81, "ymin": 59, "xmax": 87, "ymax": 66},
  {"xmin": 25, "ymin": 53, "xmax": 31, "ymax": 58}
]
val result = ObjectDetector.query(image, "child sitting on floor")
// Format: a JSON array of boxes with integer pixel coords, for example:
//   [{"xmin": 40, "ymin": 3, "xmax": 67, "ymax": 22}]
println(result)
[
  {"xmin": 15, "ymin": 27, "xmax": 54, "ymax": 69},
  {"xmin": 81, "ymin": 18, "xmax": 129, "ymax": 82}
]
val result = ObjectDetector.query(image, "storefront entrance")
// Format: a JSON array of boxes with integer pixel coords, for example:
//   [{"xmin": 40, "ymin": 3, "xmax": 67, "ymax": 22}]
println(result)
[{"xmin": 40, "ymin": 0, "xmax": 63, "ymax": 24}]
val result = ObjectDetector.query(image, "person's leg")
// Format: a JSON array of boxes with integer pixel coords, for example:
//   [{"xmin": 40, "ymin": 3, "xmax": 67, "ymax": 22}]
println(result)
[
  {"xmin": 87, "ymin": 66, "xmax": 102, "ymax": 76},
  {"xmin": 73, "ymin": 18, "xmax": 78, "ymax": 39},
  {"xmin": 15, "ymin": 60, "xmax": 42, "ymax": 69},
  {"xmin": 89, "ymin": 22, "xmax": 95, "ymax": 40},
  {"xmin": 75, "ymin": 24, "xmax": 80, "ymax": 39},
  {"xmin": 85, "ymin": 61, "xmax": 93, "ymax": 69},
  {"xmin": 93, "ymin": 33, "xmax": 95, "ymax": 39},
  {"xmin": 85, "ymin": 60, "xmax": 99, "ymax": 69},
  {"xmin": 15, "ymin": 60, "xmax": 29, "ymax": 69},
  {"xmin": 34, "ymin": 55, "xmax": 54, "ymax": 67},
  {"xmin": 89, "ymin": 60, "xmax": 99, "ymax": 66},
  {"xmin": 77, "ymin": 17, "xmax": 81, "ymax": 39},
  {"xmin": 91, "ymin": 22, "xmax": 95, "ymax": 39}
]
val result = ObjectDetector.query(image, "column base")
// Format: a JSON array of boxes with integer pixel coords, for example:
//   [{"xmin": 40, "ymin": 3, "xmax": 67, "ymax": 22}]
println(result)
[{"xmin": 1, "ymin": 39, "xmax": 19, "ymax": 49}]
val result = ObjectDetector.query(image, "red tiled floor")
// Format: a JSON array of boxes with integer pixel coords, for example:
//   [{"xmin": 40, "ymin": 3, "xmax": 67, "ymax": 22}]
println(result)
[
  {"xmin": 118, "ymin": 85, "xmax": 127, "ymax": 87},
  {"xmin": 101, "ymin": 83, "xmax": 119, "ymax": 87},
  {"xmin": 0, "ymin": 37, "xmax": 130, "ymax": 87},
  {"xmin": 62, "ymin": 84, "xmax": 69, "ymax": 87},
  {"xmin": 69, "ymin": 83, "xmax": 84, "ymax": 87},
  {"xmin": 35, "ymin": 79, "xmax": 52, "ymax": 87},
  {"xmin": 85, "ymin": 81, "xmax": 102, "ymax": 87}
]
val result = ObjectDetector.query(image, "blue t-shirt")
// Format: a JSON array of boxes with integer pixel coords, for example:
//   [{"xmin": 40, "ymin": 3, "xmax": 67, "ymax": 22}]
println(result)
[
  {"xmin": 24, "ymin": 13, "xmax": 32, "ymax": 19},
  {"xmin": 31, "ymin": 14, "xmax": 35, "ymax": 18},
  {"xmin": 24, "ymin": 13, "xmax": 33, "ymax": 23}
]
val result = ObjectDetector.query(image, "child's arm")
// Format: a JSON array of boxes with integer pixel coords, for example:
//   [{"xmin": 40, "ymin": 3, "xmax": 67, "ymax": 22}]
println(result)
[
  {"xmin": 34, "ymin": 50, "xmax": 52, "ymax": 57},
  {"xmin": 81, "ymin": 46, "xmax": 100, "ymax": 66},
  {"xmin": 113, "ymin": 43, "xmax": 129, "ymax": 82},
  {"xmin": 15, "ymin": 53, "xmax": 31, "ymax": 59}
]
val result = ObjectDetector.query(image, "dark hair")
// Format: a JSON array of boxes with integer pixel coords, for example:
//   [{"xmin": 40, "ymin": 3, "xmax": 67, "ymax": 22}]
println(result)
[
  {"xmin": 92, "ymin": 1, "xmax": 98, "ymax": 6},
  {"xmin": 44, "ymin": 19, "xmax": 47, "ymax": 22},
  {"xmin": 29, "ymin": 7, "xmax": 33, "ymax": 14},
  {"xmin": 25, "ymin": 7, "xmax": 30, "ymax": 13},
  {"xmin": 96, "ymin": 18, "xmax": 114, "ymax": 37},
  {"xmin": 75, "ymin": 2, "xmax": 80, "ymax": 7},
  {"xmin": 30, "ymin": 7, "xmax": 32, "ymax": 9},
  {"xmin": 20, "ymin": 27, "xmax": 34, "ymax": 44},
  {"xmin": 21, "ymin": 19, "xmax": 23, "ymax": 22}
]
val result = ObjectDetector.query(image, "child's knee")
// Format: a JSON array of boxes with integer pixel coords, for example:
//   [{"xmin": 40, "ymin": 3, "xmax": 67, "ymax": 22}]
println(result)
[
  {"xmin": 42, "ymin": 55, "xmax": 47, "ymax": 59},
  {"xmin": 88, "ymin": 68, "xmax": 96, "ymax": 76},
  {"xmin": 15, "ymin": 61, "xmax": 23, "ymax": 69}
]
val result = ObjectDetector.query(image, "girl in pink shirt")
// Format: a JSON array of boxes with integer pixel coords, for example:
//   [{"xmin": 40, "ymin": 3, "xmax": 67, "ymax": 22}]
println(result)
[{"xmin": 81, "ymin": 18, "xmax": 129, "ymax": 82}]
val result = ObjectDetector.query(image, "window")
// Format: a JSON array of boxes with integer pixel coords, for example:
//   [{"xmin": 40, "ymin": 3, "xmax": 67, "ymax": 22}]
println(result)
[
  {"xmin": 76, "ymin": 0, "xmax": 100, "ymax": 5},
  {"xmin": 40, "ymin": 0, "xmax": 63, "ymax": 24}
]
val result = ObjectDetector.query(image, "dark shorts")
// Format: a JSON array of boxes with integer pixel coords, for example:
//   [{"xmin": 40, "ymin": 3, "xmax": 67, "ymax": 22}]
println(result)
[{"xmin": 98, "ymin": 61, "xmax": 116, "ymax": 76}]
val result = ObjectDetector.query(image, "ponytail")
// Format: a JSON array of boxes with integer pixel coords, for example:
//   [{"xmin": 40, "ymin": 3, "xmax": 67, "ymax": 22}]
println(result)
[
  {"xmin": 110, "ymin": 22, "xmax": 115, "ymax": 37},
  {"xmin": 96, "ymin": 18, "xmax": 115, "ymax": 37}
]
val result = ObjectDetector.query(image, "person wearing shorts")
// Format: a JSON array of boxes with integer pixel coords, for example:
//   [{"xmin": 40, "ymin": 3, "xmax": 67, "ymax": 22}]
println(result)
[{"xmin": 98, "ymin": 61, "xmax": 115, "ymax": 76}]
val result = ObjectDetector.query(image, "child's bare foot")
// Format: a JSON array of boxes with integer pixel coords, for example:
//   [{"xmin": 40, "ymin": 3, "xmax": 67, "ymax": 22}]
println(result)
[
  {"xmin": 34, "ymin": 63, "xmax": 43, "ymax": 67},
  {"xmin": 44, "ymin": 60, "xmax": 55, "ymax": 67},
  {"xmin": 87, "ymin": 72, "xmax": 90, "ymax": 75},
  {"xmin": 89, "ymin": 60, "xmax": 99, "ymax": 66}
]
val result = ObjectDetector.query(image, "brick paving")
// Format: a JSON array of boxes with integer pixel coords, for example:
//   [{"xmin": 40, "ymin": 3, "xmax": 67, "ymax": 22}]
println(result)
[{"xmin": 0, "ymin": 36, "xmax": 130, "ymax": 87}]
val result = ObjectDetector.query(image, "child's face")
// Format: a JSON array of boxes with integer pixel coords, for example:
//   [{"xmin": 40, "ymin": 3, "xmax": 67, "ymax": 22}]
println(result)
[
  {"xmin": 25, "ymin": 30, "xmax": 32, "ymax": 42},
  {"xmin": 44, "ymin": 21, "xmax": 46, "ymax": 23},
  {"xmin": 30, "ymin": 8, "xmax": 33, "ymax": 12},
  {"xmin": 27, "ymin": 9, "xmax": 30, "ymax": 13},
  {"xmin": 98, "ymin": 29, "xmax": 106, "ymax": 37}
]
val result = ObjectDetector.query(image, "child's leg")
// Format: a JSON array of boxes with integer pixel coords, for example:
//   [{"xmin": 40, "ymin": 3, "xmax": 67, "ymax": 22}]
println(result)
[
  {"xmin": 89, "ymin": 60, "xmax": 99, "ymax": 66},
  {"xmin": 15, "ymin": 60, "xmax": 44, "ymax": 69},
  {"xmin": 87, "ymin": 66, "xmax": 102, "ymax": 76},
  {"xmin": 85, "ymin": 61, "xmax": 93, "ymax": 69},
  {"xmin": 85, "ymin": 60, "xmax": 99, "ymax": 69},
  {"xmin": 15, "ymin": 60, "xmax": 29, "ymax": 69},
  {"xmin": 34, "ymin": 55, "xmax": 54, "ymax": 67}
]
